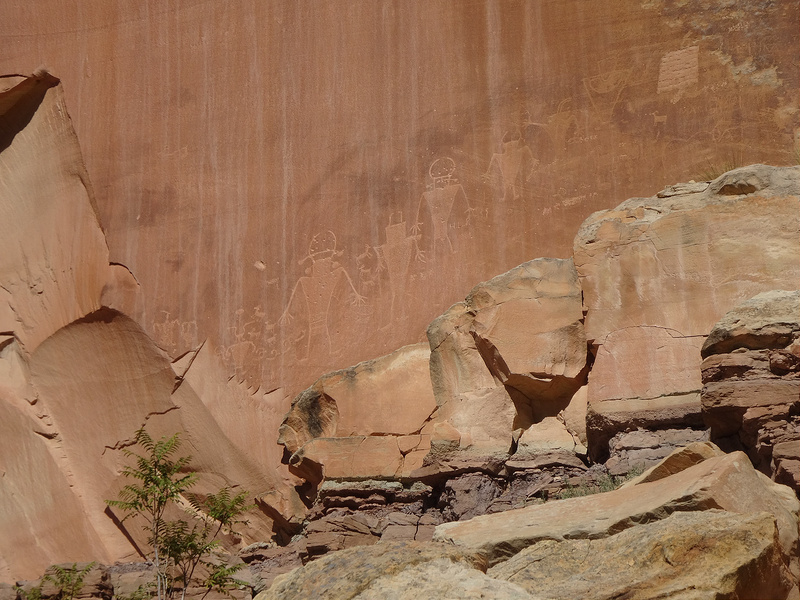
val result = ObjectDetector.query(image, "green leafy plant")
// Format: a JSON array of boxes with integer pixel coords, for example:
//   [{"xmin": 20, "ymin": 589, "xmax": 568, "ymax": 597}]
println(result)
[
  {"xmin": 202, "ymin": 563, "xmax": 247, "ymax": 600},
  {"xmin": 14, "ymin": 583, "xmax": 43, "ymax": 600},
  {"xmin": 45, "ymin": 563, "xmax": 97, "ymax": 600},
  {"xmin": 113, "ymin": 582, "xmax": 154, "ymax": 600},
  {"xmin": 15, "ymin": 563, "xmax": 97, "ymax": 600},
  {"xmin": 556, "ymin": 464, "xmax": 645, "ymax": 500},
  {"xmin": 107, "ymin": 428, "xmax": 196, "ymax": 600},
  {"xmin": 107, "ymin": 428, "xmax": 250, "ymax": 600}
]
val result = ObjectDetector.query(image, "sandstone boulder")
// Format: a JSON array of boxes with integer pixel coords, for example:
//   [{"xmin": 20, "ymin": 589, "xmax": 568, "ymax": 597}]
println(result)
[
  {"xmin": 279, "ymin": 343, "xmax": 436, "ymax": 452},
  {"xmin": 489, "ymin": 510, "xmax": 793, "ymax": 600},
  {"xmin": 287, "ymin": 434, "xmax": 431, "ymax": 483},
  {"xmin": 619, "ymin": 441, "xmax": 725, "ymax": 488},
  {"xmin": 433, "ymin": 450, "xmax": 800, "ymax": 574},
  {"xmin": 276, "ymin": 343, "xmax": 436, "ymax": 485},
  {"xmin": 255, "ymin": 541, "xmax": 487, "ymax": 600},
  {"xmin": 701, "ymin": 290, "xmax": 800, "ymax": 495},
  {"xmin": 575, "ymin": 165, "xmax": 800, "ymax": 460},
  {"xmin": 426, "ymin": 258, "xmax": 587, "ymax": 459}
]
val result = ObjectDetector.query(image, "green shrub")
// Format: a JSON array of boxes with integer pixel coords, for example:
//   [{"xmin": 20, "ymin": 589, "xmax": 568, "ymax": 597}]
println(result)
[
  {"xmin": 556, "ymin": 464, "xmax": 645, "ymax": 500},
  {"xmin": 107, "ymin": 428, "xmax": 250, "ymax": 600}
]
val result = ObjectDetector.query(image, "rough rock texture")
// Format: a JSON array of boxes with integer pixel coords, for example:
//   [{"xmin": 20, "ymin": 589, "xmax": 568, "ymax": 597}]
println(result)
[
  {"xmin": 701, "ymin": 290, "xmax": 800, "ymax": 495},
  {"xmin": 252, "ymin": 449, "xmax": 799, "ymax": 599},
  {"xmin": 254, "ymin": 541, "xmax": 486, "ymax": 600},
  {"xmin": 279, "ymin": 343, "xmax": 436, "ymax": 452},
  {"xmin": 619, "ymin": 441, "xmax": 725, "ymax": 488},
  {"xmin": 603, "ymin": 427, "xmax": 710, "ymax": 476},
  {"xmin": 275, "ymin": 343, "xmax": 436, "ymax": 490},
  {"xmin": 30, "ymin": 310, "xmax": 282, "ymax": 557},
  {"xmin": 433, "ymin": 450, "xmax": 800, "ymax": 573},
  {"xmin": 489, "ymin": 510, "xmax": 793, "ymax": 600},
  {"xmin": 426, "ymin": 258, "xmax": 587, "ymax": 460},
  {"xmin": 349, "ymin": 558, "xmax": 535, "ymax": 600},
  {"xmin": 575, "ymin": 165, "xmax": 800, "ymax": 460}
]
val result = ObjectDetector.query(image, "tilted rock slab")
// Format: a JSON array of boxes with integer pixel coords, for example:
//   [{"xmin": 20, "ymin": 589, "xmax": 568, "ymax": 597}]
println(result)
[
  {"xmin": 425, "ymin": 258, "xmax": 587, "ymax": 459},
  {"xmin": 489, "ymin": 510, "xmax": 793, "ymax": 600},
  {"xmin": 574, "ymin": 165, "xmax": 800, "ymax": 460},
  {"xmin": 433, "ymin": 450, "xmax": 800, "ymax": 576},
  {"xmin": 701, "ymin": 290, "xmax": 800, "ymax": 494}
]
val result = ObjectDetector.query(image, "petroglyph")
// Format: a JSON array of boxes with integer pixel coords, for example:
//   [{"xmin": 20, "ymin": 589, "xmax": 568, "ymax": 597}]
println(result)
[
  {"xmin": 279, "ymin": 231, "xmax": 366, "ymax": 359},
  {"xmin": 657, "ymin": 46, "xmax": 699, "ymax": 102},
  {"xmin": 484, "ymin": 132, "xmax": 538, "ymax": 203},
  {"xmin": 414, "ymin": 158, "xmax": 472, "ymax": 255},
  {"xmin": 544, "ymin": 98, "xmax": 590, "ymax": 157},
  {"xmin": 374, "ymin": 212, "xmax": 423, "ymax": 318},
  {"xmin": 583, "ymin": 60, "xmax": 632, "ymax": 123},
  {"xmin": 152, "ymin": 311, "xmax": 197, "ymax": 352}
]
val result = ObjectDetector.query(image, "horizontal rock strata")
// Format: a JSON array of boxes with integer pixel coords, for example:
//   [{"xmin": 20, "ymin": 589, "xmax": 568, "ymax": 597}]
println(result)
[{"xmin": 701, "ymin": 290, "xmax": 800, "ymax": 495}]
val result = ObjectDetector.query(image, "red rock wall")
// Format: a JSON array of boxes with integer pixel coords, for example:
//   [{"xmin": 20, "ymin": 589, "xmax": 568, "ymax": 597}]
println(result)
[{"xmin": 1, "ymin": 0, "xmax": 797, "ymax": 403}]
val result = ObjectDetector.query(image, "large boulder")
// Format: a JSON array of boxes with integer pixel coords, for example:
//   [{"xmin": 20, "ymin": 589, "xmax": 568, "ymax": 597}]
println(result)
[
  {"xmin": 278, "ymin": 343, "xmax": 436, "ymax": 452},
  {"xmin": 276, "ymin": 343, "xmax": 436, "ymax": 485},
  {"xmin": 425, "ymin": 258, "xmax": 588, "ymax": 461},
  {"xmin": 700, "ymin": 290, "xmax": 800, "ymax": 494},
  {"xmin": 489, "ymin": 510, "xmax": 793, "ymax": 600},
  {"xmin": 255, "ymin": 541, "xmax": 494, "ymax": 600},
  {"xmin": 433, "ymin": 450, "xmax": 800, "ymax": 579},
  {"xmin": 574, "ymin": 165, "xmax": 800, "ymax": 460}
]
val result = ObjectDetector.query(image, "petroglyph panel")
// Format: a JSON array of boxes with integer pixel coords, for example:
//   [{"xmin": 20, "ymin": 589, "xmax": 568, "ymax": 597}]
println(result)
[{"xmin": 2, "ymin": 0, "xmax": 796, "ymax": 403}]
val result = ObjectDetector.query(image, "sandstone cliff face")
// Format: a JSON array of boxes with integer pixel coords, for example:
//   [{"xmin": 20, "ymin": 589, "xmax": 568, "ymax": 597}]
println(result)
[
  {"xmin": 2, "ymin": 64, "xmax": 799, "ymax": 595},
  {"xmin": 0, "ymin": 74, "xmax": 110, "ymax": 353},
  {"xmin": 2, "ymin": 1, "xmax": 796, "ymax": 407},
  {"xmin": 0, "ymin": 76, "xmax": 285, "ymax": 581}
]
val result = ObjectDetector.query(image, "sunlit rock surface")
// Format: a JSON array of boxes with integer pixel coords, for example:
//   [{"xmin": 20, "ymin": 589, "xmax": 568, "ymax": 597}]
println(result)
[
  {"xmin": 0, "ymin": 76, "xmax": 285, "ymax": 580},
  {"xmin": 1, "ymin": 1, "xmax": 796, "ymax": 404},
  {"xmin": 575, "ymin": 165, "xmax": 800, "ymax": 460}
]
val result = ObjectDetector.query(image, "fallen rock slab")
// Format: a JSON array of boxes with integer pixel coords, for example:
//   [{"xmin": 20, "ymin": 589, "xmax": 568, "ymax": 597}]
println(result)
[
  {"xmin": 433, "ymin": 451, "xmax": 800, "ymax": 570},
  {"xmin": 620, "ymin": 441, "xmax": 725, "ymax": 488},
  {"xmin": 489, "ymin": 510, "xmax": 793, "ymax": 600}
]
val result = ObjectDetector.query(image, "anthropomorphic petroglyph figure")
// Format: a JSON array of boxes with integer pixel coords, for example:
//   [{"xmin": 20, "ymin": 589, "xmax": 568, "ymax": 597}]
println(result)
[
  {"xmin": 279, "ymin": 230, "xmax": 365, "ymax": 358},
  {"xmin": 374, "ymin": 211, "xmax": 423, "ymax": 318},
  {"xmin": 413, "ymin": 158, "xmax": 471, "ymax": 255},
  {"xmin": 484, "ymin": 130, "xmax": 537, "ymax": 203}
]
